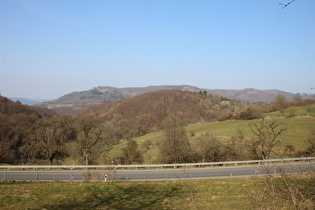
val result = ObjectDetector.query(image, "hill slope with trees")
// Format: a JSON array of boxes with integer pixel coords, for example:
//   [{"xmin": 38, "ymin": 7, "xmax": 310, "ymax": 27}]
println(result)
[
  {"xmin": 36, "ymin": 85, "xmax": 314, "ymax": 115},
  {"xmin": 81, "ymin": 89, "xmax": 236, "ymax": 135},
  {"xmin": 0, "ymin": 96, "xmax": 45, "ymax": 163}
]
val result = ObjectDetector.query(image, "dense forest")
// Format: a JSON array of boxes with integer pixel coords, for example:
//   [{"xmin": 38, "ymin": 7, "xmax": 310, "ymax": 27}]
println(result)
[{"xmin": 0, "ymin": 90, "xmax": 314, "ymax": 165}]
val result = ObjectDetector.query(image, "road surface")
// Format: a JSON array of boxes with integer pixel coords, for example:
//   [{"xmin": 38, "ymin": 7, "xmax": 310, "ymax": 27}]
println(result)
[{"xmin": 1, "ymin": 162, "xmax": 313, "ymax": 182}]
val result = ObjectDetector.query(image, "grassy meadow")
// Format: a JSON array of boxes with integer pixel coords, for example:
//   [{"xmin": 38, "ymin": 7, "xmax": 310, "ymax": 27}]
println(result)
[
  {"xmin": 1, "ymin": 172, "xmax": 314, "ymax": 210},
  {"xmin": 265, "ymin": 103, "xmax": 315, "ymax": 118},
  {"xmin": 0, "ymin": 178, "xmax": 268, "ymax": 209},
  {"xmin": 107, "ymin": 117, "xmax": 315, "ymax": 164}
]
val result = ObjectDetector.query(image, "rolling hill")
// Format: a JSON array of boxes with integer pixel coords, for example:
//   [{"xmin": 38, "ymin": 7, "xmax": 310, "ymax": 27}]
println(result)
[
  {"xmin": 36, "ymin": 85, "xmax": 314, "ymax": 115},
  {"xmin": 79, "ymin": 89, "xmax": 229, "ymax": 134}
]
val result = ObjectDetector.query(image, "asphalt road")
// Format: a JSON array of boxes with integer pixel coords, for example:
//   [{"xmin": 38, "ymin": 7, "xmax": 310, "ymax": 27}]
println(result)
[{"xmin": 1, "ymin": 162, "xmax": 313, "ymax": 182}]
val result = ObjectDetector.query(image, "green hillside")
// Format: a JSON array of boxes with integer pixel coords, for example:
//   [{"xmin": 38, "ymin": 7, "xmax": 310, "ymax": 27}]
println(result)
[
  {"xmin": 265, "ymin": 103, "xmax": 315, "ymax": 117},
  {"xmin": 106, "ymin": 117, "xmax": 315, "ymax": 164}
]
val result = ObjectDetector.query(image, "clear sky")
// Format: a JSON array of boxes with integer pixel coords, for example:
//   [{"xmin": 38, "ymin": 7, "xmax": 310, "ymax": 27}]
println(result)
[{"xmin": 1, "ymin": 0, "xmax": 315, "ymax": 99}]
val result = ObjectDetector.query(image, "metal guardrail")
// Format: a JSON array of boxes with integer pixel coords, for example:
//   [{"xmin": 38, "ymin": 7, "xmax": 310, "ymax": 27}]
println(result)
[{"xmin": 0, "ymin": 157, "xmax": 314, "ymax": 170}]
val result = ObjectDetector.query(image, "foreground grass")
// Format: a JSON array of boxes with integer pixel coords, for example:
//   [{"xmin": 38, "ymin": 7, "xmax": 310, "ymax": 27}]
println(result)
[
  {"xmin": 0, "ymin": 178, "xmax": 257, "ymax": 209},
  {"xmin": 1, "ymin": 173, "xmax": 314, "ymax": 210}
]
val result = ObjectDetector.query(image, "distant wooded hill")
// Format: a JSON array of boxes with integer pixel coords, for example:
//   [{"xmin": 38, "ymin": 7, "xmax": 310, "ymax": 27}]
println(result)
[
  {"xmin": 80, "ymin": 89, "xmax": 229, "ymax": 133},
  {"xmin": 37, "ymin": 85, "xmax": 313, "ymax": 115}
]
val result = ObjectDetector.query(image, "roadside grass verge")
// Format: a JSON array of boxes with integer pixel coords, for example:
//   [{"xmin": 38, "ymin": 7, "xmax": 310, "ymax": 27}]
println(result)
[
  {"xmin": 1, "ymin": 173, "xmax": 313, "ymax": 210},
  {"xmin": 0, "ymin": 178, "xmax": 256, "ymax": 209}
]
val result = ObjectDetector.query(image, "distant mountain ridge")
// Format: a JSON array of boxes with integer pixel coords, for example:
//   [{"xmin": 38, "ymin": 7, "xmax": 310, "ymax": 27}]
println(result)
[
  {"xmin": 9, "ymin": 97, "xmax": 46, "ymax": 105},
  {"xmin": 36, "ymin": 85, "xmax": 313, "ymax": 115},
  {"xmin": 207, "ymin": 88, "xmax": 299, "ymax": 103},
  {"xmin": 38, "ymin": 85, "xmax": 199, "ymax": 106}
]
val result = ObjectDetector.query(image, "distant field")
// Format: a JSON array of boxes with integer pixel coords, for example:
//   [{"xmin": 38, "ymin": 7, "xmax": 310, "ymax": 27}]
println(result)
[
  {"xmin": 265, "ymin": 103, "xmax": 315, "ymax": 117},
  {"xmin": 186, "ymin": 117, "xmax": 315, "ymax": 148},
  {"xmin": 106, "ymin": 117, "xmax": 315, "ymax": 164}
]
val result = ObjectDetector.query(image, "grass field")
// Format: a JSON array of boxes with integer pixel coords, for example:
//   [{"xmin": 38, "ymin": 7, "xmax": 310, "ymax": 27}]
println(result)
[
  {"xmin": 0, "ymin": 178, "xmax": 266, "ymax": 209},
  {"xmin": 101, "ymin": 117, "xmax": 315, "ymax": 165},
  {"xmin": 265, "ymin": 103, "xmax": 315, "ymax": 117},
  {"xmin": 1, "ymin": 172, "xmax": 314, "ymax": 210}
]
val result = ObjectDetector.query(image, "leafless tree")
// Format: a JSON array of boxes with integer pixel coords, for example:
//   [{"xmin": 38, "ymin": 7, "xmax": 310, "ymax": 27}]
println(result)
[
  {"xmin": 158, "ymin": 116, "xmax": 193, "ymax": 163},
  {"xmin": 121, "ymin": 139, "xmax": 143, "ymax": 164},
  {"xmin": 196, "ymin": 132, "xmax": 222, "ymax": 162},
  {"xmin": 273, "ymin": 94, "xmax": 288, "ymax": 115},
  {"xmin": 75, "ymin": 118, "xmax": 104, "ymax": 165},
  {"xmin": 248, "ymin": 163, "xmax": 315, "ymax": 209},
  {"xmin": 249, "ymin": 117, "xmax": 287, "ymax": 159},
  {"xmin": 21, "ymin": 117, "xmax": 72, "ymax": 165},
  {"xmin": 293, "ymin": 94, "xmax": 303, "ymax": 105}
]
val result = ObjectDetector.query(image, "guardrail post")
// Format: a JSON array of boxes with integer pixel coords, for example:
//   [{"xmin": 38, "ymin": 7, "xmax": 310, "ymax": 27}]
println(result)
[
  {"xmin": 53, "ymin": 174, "xmax": 56, "ymax": 182},
  {"xmin": 126, "ymin": 174, "xmax": 128, "ymax": 181},
  {"xmin": 36, "ymin": 173, "xmax": 39, "ymax": 181},
  {"xmin": 70, "ymin": 172, "xmax": 73, "ymax": 182},
  {"xmin": 4, "ymin": 172, "xmax": 7, "ymax": 181}
]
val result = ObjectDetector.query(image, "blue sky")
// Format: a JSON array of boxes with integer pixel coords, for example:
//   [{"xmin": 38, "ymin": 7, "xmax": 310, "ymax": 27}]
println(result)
[{"xmin": 1, "ymin": 0, "xmax": 315, "ymax": 99}]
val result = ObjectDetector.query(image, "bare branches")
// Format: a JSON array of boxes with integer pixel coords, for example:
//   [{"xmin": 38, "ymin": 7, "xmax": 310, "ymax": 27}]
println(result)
[
  {"xmin": 75, "ymin": 118, "xmax": 105, "ymax": 165},
  {"xmin": 248, "ymin": 164, "xmax": 315, "ymax": 209},
  {"xmin": 249, "ymin": 117, "xmax": 287, "ymax": 159},
  {"xmin": 279, "ymin": 0, "xmax": 296, "ymax": 9}
]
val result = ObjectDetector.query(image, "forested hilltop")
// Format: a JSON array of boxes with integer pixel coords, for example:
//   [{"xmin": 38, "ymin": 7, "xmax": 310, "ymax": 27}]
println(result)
[{"xmin": 81, "ymin": 89, "xmax": 235, "ymax": 133}]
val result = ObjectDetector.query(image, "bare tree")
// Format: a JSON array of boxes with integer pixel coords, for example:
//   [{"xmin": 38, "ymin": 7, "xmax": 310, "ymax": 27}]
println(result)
[
  {"xmin": 121, "ymin": 139, "xmax": 143, "ymax": 164},
  {"xmin": 196, "ymin": 132, "xmax": 222, "ymax": 162},
  {"xmin": 293, "ymin": 94, "xmax": 303, "ymax": 105},
  {"xmin": 224, "ymin": 129, "xmax": 248, "ymax": 161},
  {"xmin": 305, "ymin": 104, "xmax": 313, "ymax": 116},
  {"xmin": 249, "ymin": 117, "xmax": 287, "ymax": 159},
  {"xmin": 248, "ymin": 164, "xmax": 314, "ymax": 209},
  {"xmin": 75, "ymin": 118, "xmax": 104, "ymax": 165},
  {"xmin": 273, "ymin": 94, "xmax": 288, "ymax": 115},
  {"xmin": 21, "ymin": 117, "xmax": 71, "ymax": 165},
  {"xmin": 158, "ymin": 116, "xmax": 193, "ymax": 163}
]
